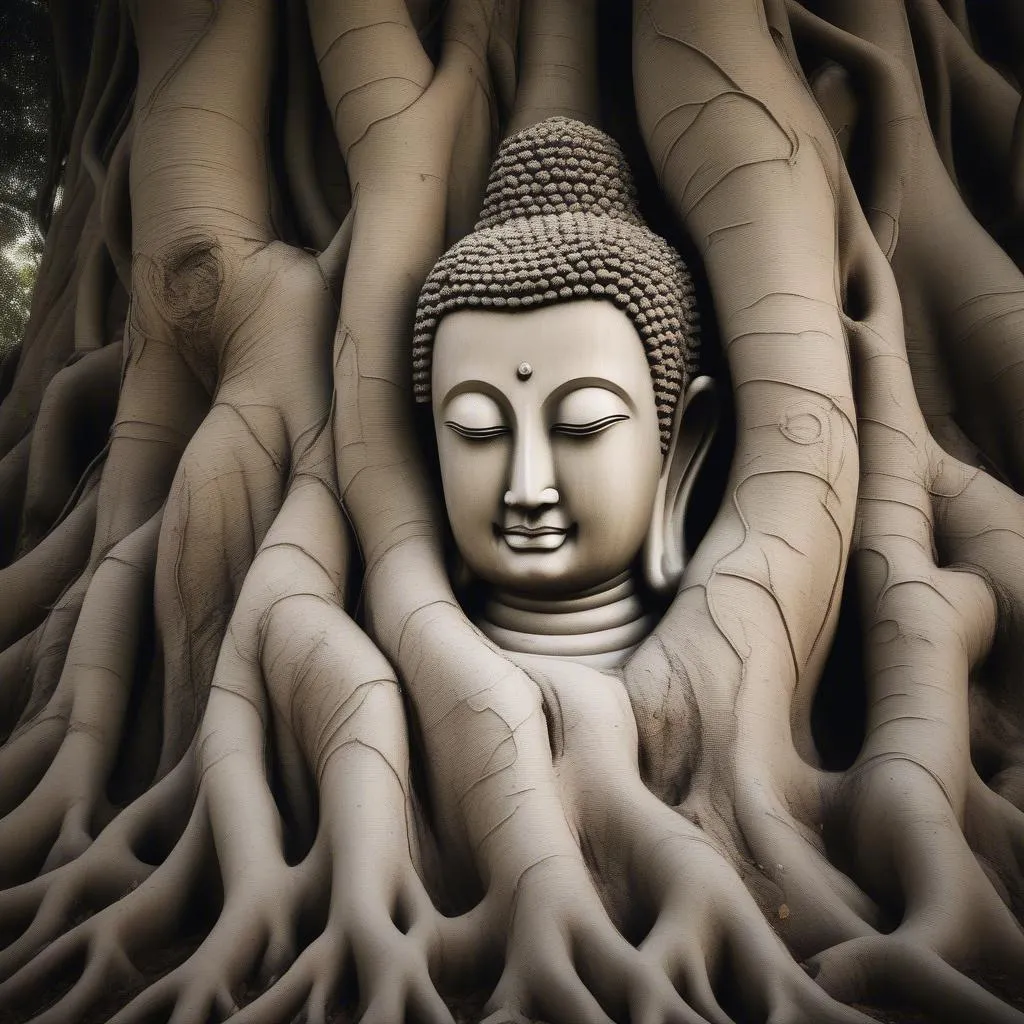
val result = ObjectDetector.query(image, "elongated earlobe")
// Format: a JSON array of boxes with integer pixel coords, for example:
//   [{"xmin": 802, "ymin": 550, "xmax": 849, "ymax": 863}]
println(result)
[{"xmin": 642, "ymin": 375, "xmax": 718, "ymax": 596}]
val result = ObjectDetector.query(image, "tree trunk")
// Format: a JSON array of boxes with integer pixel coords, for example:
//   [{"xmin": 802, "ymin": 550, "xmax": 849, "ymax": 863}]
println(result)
[{"xmin": 1, "ymin": 1, "xmax": 1023, "ymax": 1021}]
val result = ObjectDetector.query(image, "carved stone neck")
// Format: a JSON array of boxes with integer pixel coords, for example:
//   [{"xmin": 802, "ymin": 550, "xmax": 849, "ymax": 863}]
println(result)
[{"xmin": 476, "ymin": 571, "xmax": 654, "ymax": 669}]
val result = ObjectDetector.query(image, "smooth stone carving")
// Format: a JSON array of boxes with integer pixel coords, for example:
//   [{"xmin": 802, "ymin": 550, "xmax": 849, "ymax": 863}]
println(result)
[{"xmin": 415, "ymin": 119, "xmax": 718, "ymax": 663}]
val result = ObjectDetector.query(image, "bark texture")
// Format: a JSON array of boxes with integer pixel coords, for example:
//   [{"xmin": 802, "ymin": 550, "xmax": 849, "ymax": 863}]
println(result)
[{"xmin": 1, "ymin": 1, "xmax": 1023, "ymax": 1021}]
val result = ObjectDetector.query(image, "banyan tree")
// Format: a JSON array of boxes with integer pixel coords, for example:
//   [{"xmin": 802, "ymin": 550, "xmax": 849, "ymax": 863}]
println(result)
[{"xmin": 2, "ymin": 1, "xmax": 1024, "ymax": 1021}]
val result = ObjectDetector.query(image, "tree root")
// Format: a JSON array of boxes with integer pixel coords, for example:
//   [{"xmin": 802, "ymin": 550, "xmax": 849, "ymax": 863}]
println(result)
[
  {"xmin": 103, "ymin": 744, "xmax": 325, "ymax": 1024},
  {"xmin": 205, "ymin": 445, "xmax": 461, "ymax": 1024},
  {"xmin": 0, "ymin": 484, "xmax": 96, "ymax": 651},
  {"xmin": 4, "ymin": 1, "xmax": 1024, "ymax": 1021},
  {"xmin": 151, "ymin": 241, "xmax": 343, "ymax": 770},
  {"xmin": 100, "ymin": 117, "xmax": 133, "ymax": 291},
  {"xmin": 781, "ymin": 266, "xmax": 1024, "ymax": 1018},
  {"xmin": 474, "ymin": 661, "xmax": 874, "ymax": 1024},
  {"xmin": 0, "ymin": 435, "xmax": 31, "ymax": 566},
  {"xmin": 0, "ymin": 511, "xmax": 160, "ymax": 888},
  {"xmin": 151, "ymin": 397, "xmax": 289, "ymax": 766},
  {"xmin": 0, "ymin": 746, "xmax": 196, "ymax": 984},
  {"xmin": 967, "ymin": 771, "xmax": 1024, "ymax": 915},
  {"xmin": 18, "ymin": 340, "xmax": 120, "ymax": 553},
  {"xmin": 238, "ymin": 599, "xmax": 461, "ymax": 1024},
  {"xmin": 284, "ymin": 0, "xmax": 341, "ymax": 252},
  {"xmin": 621, "ymin": 5, "xmax": 1024, "ymax": 1020},
  {"xmin": 907, "ymin": 0, "xmax": 1020, "ymax": 205},
  {"xmin": 2, "ymin": 430, "xmax": 465, "ymax": 1023},
  {"xmin": 810, "ymin": 936, "xmax": 1024, "ymax": 1024},
  {"xmin": 0, "ymin": 798, "xmax": 211, "ymax": 1024},
  {"xmin": 5, "ymin": 563, "xmax": 91, "ymax": 732},
  {"xmin": 100, "ymin": 473, "xmax": 340, "ymax": 1021},
  {"xmin": 0, "ymin": 632, "xmax": 36, "ymax": 742},
  {"xmin": 788, "ymin": 0, "xmax": 1024, "ymax": 489}
]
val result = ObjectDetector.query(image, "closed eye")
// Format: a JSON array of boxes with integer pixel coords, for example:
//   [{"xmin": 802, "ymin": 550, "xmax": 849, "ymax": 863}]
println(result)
[
  {"xmin": 551, "ymin": 414, "xmax": 629, "ymax": 437},
  {"xmin": 445, "ymin": 422, "xmax": 509, "ymax": 440}
]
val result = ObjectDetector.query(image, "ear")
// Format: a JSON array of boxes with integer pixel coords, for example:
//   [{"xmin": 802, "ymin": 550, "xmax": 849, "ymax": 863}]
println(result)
[{"xmin": 642, "ymin": 375, "xmax": 718, "ymax": 597}]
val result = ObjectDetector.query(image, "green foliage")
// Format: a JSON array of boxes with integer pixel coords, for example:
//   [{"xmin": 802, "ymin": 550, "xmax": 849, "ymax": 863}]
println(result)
[
  {"xmin": 0, "ymin": 0, "xmax": 51, "ymax": 354},
  {"xmin": 0, "ymin": 226, "xmax": 43, "ymax": 356}
]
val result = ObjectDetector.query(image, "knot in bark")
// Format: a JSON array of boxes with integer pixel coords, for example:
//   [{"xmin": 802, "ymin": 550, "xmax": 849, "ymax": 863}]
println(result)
[{"xmin": 155, "ymin": 237, "xmax": 223, "ymax": 334}]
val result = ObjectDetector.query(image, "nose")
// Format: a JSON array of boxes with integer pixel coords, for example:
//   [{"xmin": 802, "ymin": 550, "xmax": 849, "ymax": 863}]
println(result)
[{"xmin": 504, "ymin": 416, "xmax": 558, "ymax": 511}]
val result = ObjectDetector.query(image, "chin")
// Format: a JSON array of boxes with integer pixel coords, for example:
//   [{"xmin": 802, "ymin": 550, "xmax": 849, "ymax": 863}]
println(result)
[
  {"xmin": 494, "ymin": 557, "xmax": 620, "ymax": 598},
  {"xmin": 470, "ymin": 545, "xmax": 569, "ymax": 593}
]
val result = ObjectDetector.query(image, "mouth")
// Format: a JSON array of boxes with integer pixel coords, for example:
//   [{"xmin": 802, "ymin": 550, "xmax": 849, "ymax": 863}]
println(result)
[{"xmin": 495, "ymin": 523, "xmax": 572, "ymax": 552}]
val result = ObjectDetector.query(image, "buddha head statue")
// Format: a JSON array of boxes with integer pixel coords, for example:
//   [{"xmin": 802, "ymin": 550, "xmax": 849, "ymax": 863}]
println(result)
[{"xmin": 413, "ymin": 118, "xmax": 715, "ymax": 652}]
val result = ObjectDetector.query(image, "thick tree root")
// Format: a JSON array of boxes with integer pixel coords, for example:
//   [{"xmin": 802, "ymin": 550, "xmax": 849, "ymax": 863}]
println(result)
[
  {"xmin": 18, "ymin": 340, "xmax": 121, "ymax": 552},
  {"xmin": 967, "ymin": 772, "xmax": 1024, "ymax": 916},
  {"xmin": 235, "ymin": 607, "xmax": 460, "ymax": 1024},
  {"xmin": 0, "ymin": 511, "xmax": 159, "ymax": 888},
  {"xmin": 0, "ymin": 746, "xmax": 195, "ymax": 984},
  {"xmin": 788, "ymin": 0, "xmax": 1024, "ymax": 489},
  {"xmin": 785, "ymin": 286, "xmax": 1024, "ymax": 1018},
  {"xmin": 3, "ymin": 566, "xmax": 90, "ymax": 734},
  {"xmin": 0, "ymin": 435, "xmax": 461, "ymax": 1023},
  {"xmin": 473, "ymin": 660, "xmax": 874, "ymax": 1024},
  {"xmin": 0, "ymin": 484, "xmax": 96, "ymax": 654},
  {"xmin": 176, "ymin": 447, "xmax": 460, "ymax": 1024}
]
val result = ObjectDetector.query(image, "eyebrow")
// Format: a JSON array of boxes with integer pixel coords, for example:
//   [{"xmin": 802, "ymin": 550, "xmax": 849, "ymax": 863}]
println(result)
[
  {"xmin": 546, "ymin": 377, "xmax": 637, "ymax": 415},
  {"xmin": 438, "ymin": 378, "xmax": 507, "ymax": 410},
  {"xmin": 439, "ymin": 375, "xmax": 637, "ymax": 414}
]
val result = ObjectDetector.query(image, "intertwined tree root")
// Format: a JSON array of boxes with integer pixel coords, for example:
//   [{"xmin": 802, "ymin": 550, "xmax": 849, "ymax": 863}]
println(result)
[{"xmin": 1, "ymin": 0, "xmax": 1024, "ymax": 1022}]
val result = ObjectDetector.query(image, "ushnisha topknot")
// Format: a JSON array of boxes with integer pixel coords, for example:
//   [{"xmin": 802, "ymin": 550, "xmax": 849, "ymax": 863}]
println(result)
[{"xmin": 412, "ymin": 117, "xmax": 699, "ymax": 451}]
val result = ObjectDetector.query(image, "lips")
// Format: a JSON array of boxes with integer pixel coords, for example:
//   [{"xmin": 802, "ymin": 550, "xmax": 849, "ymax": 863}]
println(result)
[{"xmin": 497, "ymin": 523, "xmax": 571, "ymax": 552}]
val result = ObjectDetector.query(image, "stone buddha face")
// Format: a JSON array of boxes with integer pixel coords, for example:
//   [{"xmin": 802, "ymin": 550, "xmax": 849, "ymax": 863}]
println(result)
[
  {"xmin": 431, "ymin": 299, "xmax": 714, "ymax": 602},
  {"xmin": 432, "ymin": 300, "xmax": 662, "ymax": 597},
  {"xmin": 415, "ymin": 119, "xmax": 715, "ymax": 639}
]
